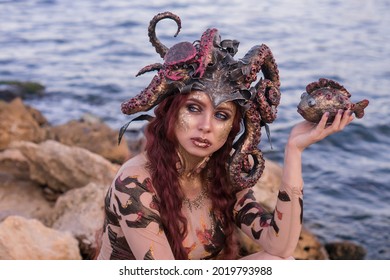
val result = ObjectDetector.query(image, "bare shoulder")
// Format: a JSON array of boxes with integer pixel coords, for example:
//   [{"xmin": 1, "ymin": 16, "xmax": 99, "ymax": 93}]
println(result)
[
  {"xmin": 110, "ymin": 152, "xmax": 158, "ymax": 209},
  {"xmin": 109, "ymin": 152, "xmax": 157, "ymax": 197},
  {"xmin": 116, "ymin": 152, "xmax": 151, "ymax": 182}
]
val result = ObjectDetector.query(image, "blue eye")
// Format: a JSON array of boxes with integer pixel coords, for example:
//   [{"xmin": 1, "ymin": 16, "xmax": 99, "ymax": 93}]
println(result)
[
  {"xmin": 215, "ymin": 112, "xmax": 229, "ymax": 120},
  {"xmin": 187, "ymin": 104, "xmax": 200, "ymax": 112}
]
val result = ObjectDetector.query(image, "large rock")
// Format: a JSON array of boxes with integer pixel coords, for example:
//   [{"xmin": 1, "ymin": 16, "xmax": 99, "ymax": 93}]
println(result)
[
  {"xmin": 0, "ymin": 216, "xmax": 81, "ymax": 260},
  {"xmin": 25, "ymin": 104, "xmax": 49, "ymax": 126},
  {"xmin": 0, "ymin": 173, "xmax": 54, "ymax": 226},
  {"xmin": 293, "ymin": 227, "xmax": 329, "ymax": 259},
  {"xmin": 7, "ymin": 140, "xmax": 119, "ymax": 195},
  {"xmin": 0, "ymin": 148, "xmax": 30, "ymax": 180},
  {"xmin": 0, "ymin": 97, "xmax": 130, "ymax": 164},
  {"xmin": 51, "ymin": 182, "xmax": 107, "ymax": 258},
  {"xmin": 325, "ymin": 241, "xmax": 366, "ymax": 260},
  {"xmin": 0, "ymin": 98, "xmax": 47, "ymax": 150},
  {"xmin": 48, "ymin": 118, "xmax": 130, "ymax": 164}
]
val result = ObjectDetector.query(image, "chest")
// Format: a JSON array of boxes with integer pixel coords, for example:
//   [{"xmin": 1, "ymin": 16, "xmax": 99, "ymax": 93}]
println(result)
[{"xmin": 181, "ymin": 198, "xmax": 226, "ymax": 259}]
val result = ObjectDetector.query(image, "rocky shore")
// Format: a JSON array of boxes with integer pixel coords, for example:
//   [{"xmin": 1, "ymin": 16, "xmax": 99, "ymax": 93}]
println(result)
[{"xmin": 0, "ymin": 81, "xmax": 366, "ymax": 260}]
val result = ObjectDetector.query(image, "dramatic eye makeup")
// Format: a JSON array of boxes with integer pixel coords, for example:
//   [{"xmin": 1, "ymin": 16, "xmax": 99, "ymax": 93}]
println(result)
[
  {"xmin": 186, "ymin": 103, "xmax": 202, "ymax": 113},
  {"xmin": 214, "ymin": 103, "xmax": 235, "ymax": 121},
  {"xmin": 214, "ymin": 111, "xmax": 230, "ymax": 120},
  {"xmin": 182, "ymin": 93, "xmax": 236, "ymax": 124}
]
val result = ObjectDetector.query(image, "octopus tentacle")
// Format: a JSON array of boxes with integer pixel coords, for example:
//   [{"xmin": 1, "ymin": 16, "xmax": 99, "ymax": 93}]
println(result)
[
  {"xmin": 240, "ymin": 44, "xmax": 280, "ymax": 88},
  {"xmin": 229, "ymin": 45, "xmax": 280, "ymax": 191},
  {"xmin": 136, "ymin": 63, "xmax": 163, "ymax": 77},
  {"xmin": 254, "ymin": 78, "xmax": 280, "ymax": 123},
  {"xmin": 193, "ymin": 28, "xmax": 221, "ymax": 78},
  {"xmin": 122, "ymin": 66, "xmax": 194, "ymax": 115},
  {"xmin": 121, "ymin": 72, "xmax": 171, "ymax": 115},
  {"xmin": 230, "ymin": 102, "xmax": 265, "ymax": 191},
  {"xmin": 148, "ymin": 11, "xmax": 182, "ymax": 59}
]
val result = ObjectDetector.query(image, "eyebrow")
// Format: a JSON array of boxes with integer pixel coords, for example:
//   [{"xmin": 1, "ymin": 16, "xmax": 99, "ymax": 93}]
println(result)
[
  {"xmin": 187, "ymin": 96, "xmax": 235, "ymax": 114},
  {"xmin": 187, "ymin": 97, "xmax": 206, "ymax": 106},
  {"xmin": 216, "ymin": 103, "xmax": 235, "ymax": 114}
]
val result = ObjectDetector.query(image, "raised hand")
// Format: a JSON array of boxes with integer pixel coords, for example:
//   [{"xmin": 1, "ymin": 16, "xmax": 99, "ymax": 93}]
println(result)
[{"xmin": 288, "ymin": 109, "xmax": 354, "ymax": 152}]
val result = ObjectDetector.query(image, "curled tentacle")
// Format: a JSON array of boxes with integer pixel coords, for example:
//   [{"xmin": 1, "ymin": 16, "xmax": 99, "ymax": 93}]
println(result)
[
  {"xmin": 148, "ymin": 11, "xmax": 182, "ymax": 59},
  {"xmin": 121, "ymin": 72, "xmax": 170, "ymax": 115},
  {"xmin": 122, "ymin": 67, "xmax": 193, "ymax": 115},
  {"xmin": 229, "ymin": 102, "xmax": 265, "ymax": 191},
  {"xmin": 229, "ymin": 45, "xmax": 281, "ymax": 191},
  {"xmin": 254, "ymin": 78, "xmax": 280, "ymax": 124},
  {"xmin": 240, "ymin": 44, "xmax": 280, "ymax": 88},
  {"xmin": 258, "ymin": 44, "xmax": 280, "ymax": 88},
  {"xmin": 243, "ymin": 44, "xmax": 281, "ymax": 124}
]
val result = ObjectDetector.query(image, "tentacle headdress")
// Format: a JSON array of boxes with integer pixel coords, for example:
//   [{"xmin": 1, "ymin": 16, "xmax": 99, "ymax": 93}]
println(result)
[{"xmin": 120, "ymin": 11, "xmax": 281, "ymax": 191}]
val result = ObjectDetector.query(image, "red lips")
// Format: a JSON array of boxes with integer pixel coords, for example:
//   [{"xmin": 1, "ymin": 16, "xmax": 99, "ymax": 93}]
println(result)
[{"xmin": 191, "ymin": 137, "xmax": 212, "ymax": 148}]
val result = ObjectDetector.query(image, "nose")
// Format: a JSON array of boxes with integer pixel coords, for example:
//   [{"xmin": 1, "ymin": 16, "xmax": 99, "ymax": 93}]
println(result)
[{"xmin": 198, "ymin": 113, "xmax": 212, "ymax": 133}]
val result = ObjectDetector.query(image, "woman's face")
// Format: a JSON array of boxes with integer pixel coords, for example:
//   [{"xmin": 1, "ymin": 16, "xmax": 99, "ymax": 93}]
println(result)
[{"xmin": 174, "ymin": 91, "xmax": 237, "ymax": 158}]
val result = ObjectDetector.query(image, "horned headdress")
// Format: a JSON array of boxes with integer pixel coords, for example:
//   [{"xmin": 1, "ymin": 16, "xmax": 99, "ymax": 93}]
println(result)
[{"xmin": 120, "ymin": 12, "xmax": 281, "ymax": 191}]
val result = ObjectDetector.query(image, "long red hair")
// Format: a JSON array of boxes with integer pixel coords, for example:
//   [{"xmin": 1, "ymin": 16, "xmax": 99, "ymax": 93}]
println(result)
[{"xmin": 144, "ymin": 92, "xmax": 242, "ymax": 259}]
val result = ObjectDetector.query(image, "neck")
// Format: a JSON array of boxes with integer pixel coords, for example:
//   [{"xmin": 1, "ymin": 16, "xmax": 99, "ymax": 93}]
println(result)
[{"xmin": 177, "ymin": 146, "xmax": 210, "ymax": 179}]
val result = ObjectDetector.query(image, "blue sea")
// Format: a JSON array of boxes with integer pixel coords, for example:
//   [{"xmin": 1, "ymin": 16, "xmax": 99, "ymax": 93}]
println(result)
[{"xmin": 1, "ymin": 0, "xmax": 389, "ymax": 259}]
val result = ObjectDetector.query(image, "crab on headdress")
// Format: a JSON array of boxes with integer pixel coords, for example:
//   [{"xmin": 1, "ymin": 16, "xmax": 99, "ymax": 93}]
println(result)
[{"xmin": 120, "ymin": 11, "xmax": 282, "ymax": 191}]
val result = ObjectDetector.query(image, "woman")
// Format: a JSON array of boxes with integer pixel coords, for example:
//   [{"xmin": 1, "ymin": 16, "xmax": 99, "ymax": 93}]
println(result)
[{"xmin": 96, "ymin": 12, "xmax": 354, "ymax": 260}]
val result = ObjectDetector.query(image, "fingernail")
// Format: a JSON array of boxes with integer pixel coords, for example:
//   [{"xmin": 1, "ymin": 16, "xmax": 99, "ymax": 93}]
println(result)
[
  {"xmin": 348, "ymin": 110, "xmax": 353, "ymax": 116},
  {"xmin": 338, "ymin": 109, "xmax": 343, "ymax": 115},
  {"xmin": 325, "ymin": 112, "xmax": 330, "ymax": 117}
]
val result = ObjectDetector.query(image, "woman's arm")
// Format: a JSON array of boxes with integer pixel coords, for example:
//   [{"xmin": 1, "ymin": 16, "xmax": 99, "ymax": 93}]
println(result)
[
  {"xmin": 235, "ymin": 110, "xmax": 354, "ymax": 258},
  {"xmin": 99, "ymin": 154, "xmax": 176, "ymax": 260},
  {"xmin": 112, "ymin": 173, "xmax": 175, "ymax": 260}
]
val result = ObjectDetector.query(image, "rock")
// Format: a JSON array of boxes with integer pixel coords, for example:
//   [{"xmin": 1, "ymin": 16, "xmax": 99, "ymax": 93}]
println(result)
[
  {"xmin": 238, "ymin": 226, "xmax": 329, "ymax": 260},
  {"xmin": 48, "ymin": 119, "xmax": 130, "ymax": 164},
  {"xmin": 0, "ymin": 98, "xmax": 47, "ymax": 150},
  {"xmin": 293, "ymin": 227, "xmax": 329, "ymax": 259},
  {"xmin": 8, "ymin": 140, "xmax": 119, "ymax": 195},
  {"xmin": 25, "ymin": 104, "xmax": 49, "ymax": 126},
  {"xmin": 0, "ymin": 148, "xmax": 30, "ymax": 180},
  {"xmin": 0, "ymin": 216, "xmax": 81, "ymax": 260},
  {"xmin": 0, "ymin": 80, "xmax": 45, "ymax": 101},
  {"xmin": 124, "ymin": 130, "xmax": 147, "ymax": 157},
  {"xmin": 0, "ymin": 97, "xmax": 129, "ymax": 164},
  {"xmin": 0, "ymin": 173, "xmax": 54, "ymax": 226},
  {"xmin": 51, "ymin": 182, "xmax": 107, "ymax": 258},
  {"xmin": 325, "ymin": 241, "xmax": 367, "ymax": 260}
]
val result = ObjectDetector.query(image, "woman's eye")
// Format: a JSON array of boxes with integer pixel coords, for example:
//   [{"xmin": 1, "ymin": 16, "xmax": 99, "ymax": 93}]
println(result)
[
  {"xmin": 187, "ymin": 104, "xmax": 200, "ymax": 112},
  {"xmin": 215, "ymin": 112, "xmax": 229, "ymax": 120}
]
